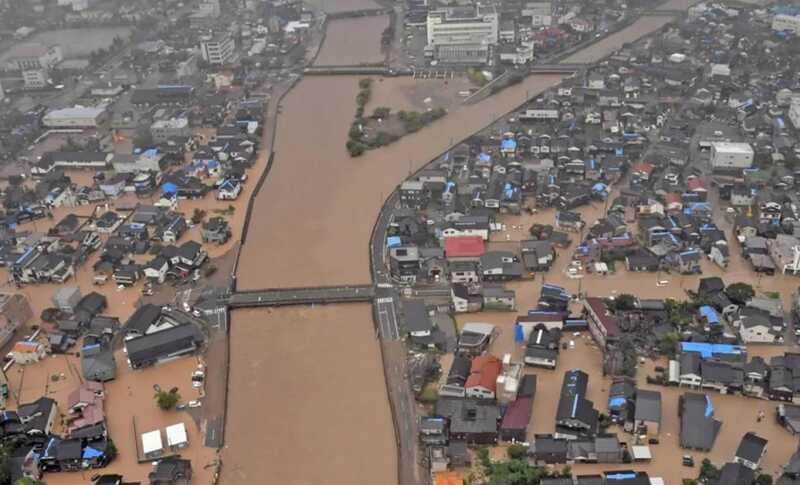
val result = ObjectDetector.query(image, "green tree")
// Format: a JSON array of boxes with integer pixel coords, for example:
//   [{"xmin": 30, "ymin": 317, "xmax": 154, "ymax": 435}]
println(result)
[
  {"xmin": 358, "ymin": 78, "xmax": 373, "ymax": 90},
  {"xmin": 506, "ymin": 444, "xmax": 527, "ymax": 460},
  {"xmin": 155, "ymin": 389, "xmax": 181, "ymax": 410},
  {"xmin": 658, "ymin": 332, "xmax": 680, "ymax": 357},
  {"xmin": 106, "ymin": 438, "xmax": 118, "ymax": 462},
  {"xmin": 726, "ymin": 282, "xmax": 755, "ymax": 304},
  {"xmin": 757, "ymin": 474, "xmax": 774, "ymax": 485},
  {"xmin": 611, "ymin": 294, "xmax": 636, "ymax": 311},
  {"xmin": 191, "ymin": 209, "xmax": 207, "ymax": 225},
  {"xmin": 372, "ymin": 131, "xmax": 399, "ymax": 147},
  {"xmin": 699, "ymin": 458, "xmax": 720, "ymax": 481},
  {"xmin": 346, "ymin": 140, "xmax": 366, "ymax": 157},
  {"xmin": 372, "ymin": 107, "xmax": 391, "ymax": 119}
]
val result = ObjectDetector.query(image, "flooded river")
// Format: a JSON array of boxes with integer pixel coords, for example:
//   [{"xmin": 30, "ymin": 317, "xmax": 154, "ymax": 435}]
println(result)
[
  {"xmin": 224, "ymin": 6, "xmax": 716, "ymax": 485},
  {"xmin": 314, "ymin": 16, "xmax": 389, "ymax": 66}
]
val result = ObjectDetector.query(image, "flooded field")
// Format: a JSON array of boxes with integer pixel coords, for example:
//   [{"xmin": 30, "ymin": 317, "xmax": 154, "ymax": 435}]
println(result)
[
  {"xmin": 221, "ymin": 304, "xmax": 396, "ymax": 484},
  {"xmin": 561, "ymin": 15, "xmax": 675, "ymax": 64},
  {"xmin": 0, "ymin": 27, "xmax": 132, "ymax": 61},
  {"xmin": 314, "ymin": 16, "xmax": 389, "ymax": 66}
]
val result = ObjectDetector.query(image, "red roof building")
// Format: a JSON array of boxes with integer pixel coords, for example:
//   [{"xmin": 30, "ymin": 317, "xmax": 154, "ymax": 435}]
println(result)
[
  {"xmin": 687, "ymin": 177, "xmax": 707, "ymax": 192},
  {"xmin": 583, "ymin": 297, "xmax": 620, "ymax": 349},
  {"xmin": 445, "ymin": 236, "xmax": 485, "ymax": 260},
  {"xmin": 465, "ymin": 354, "xmax": 502, "ymax": 399},
  {"xmin": 500, "ymin": 397, "xmax": 534, "ymax": 442}
]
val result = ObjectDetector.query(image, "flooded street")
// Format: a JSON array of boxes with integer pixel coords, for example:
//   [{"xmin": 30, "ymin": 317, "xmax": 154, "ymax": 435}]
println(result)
[{"xmin": 314, "ymin": 16, "xmax": 389, "ymax": 66}]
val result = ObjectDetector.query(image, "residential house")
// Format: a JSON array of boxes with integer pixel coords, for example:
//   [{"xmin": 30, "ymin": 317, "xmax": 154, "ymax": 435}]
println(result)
[
  {"xmin": 529, "ymin": 435, "xmax": 568, "ymax": 464},
  {"xmin": 177, "ymin": 241, "xmax": 206, "ymax": 268},
  {"xmin": 10, "ymin": 340, "xmax": 46, "ymax": 364},
  {"xmin": 777, "ymin": 404, "xmax": 800, "ymax": 435},
  {"xmin": 435, "ymin": 398, "xmax": 499, "ymax": 445},
  {"xmin": 124, "ymin": 323, "xmax": 205, "ymax": 369},
  {"xmin": 679, "ymin": 351, "xmax": 702, "ymax": 388},
  {"xmin": 711, "ymin": 462, "xmax": 755, "ymax": 485},
  {"xmin": 457, "ymin": 323, "xmax": 495, "ymax": 355},
  {"xmin": 144, "ymin": 256, "xmax": 170, "ymax": 284},
  {"xmin": 482, "ymin": 287, "xmax": 516, "ymax": 311},
  {"xmin": 633, "ymin": 390, "xmax": 661, "ymax": 440},
  {"xmin": 403, "ymin": 299, "xmax": 435, "ymax": 347},
  {"xmin": 737, "ymin": 306, "xmax": 782, "ymax": 344},
  {"xmin": 734, "ymin": 432, "xmax": 767, "ymax": 470},
  {"xmin": 216, "ymin": 178, "xmax": 242, "ymax": 200},
  {"xmin": 555, "ymin": 370, "xmax": 598, "ymax": 439},
  {"xmin": 499, "ymin": 396, "xmax": 534, "ymax": 442},
  {"xmin": 18, "ymin": 397, "xmax": 57, "ymax": 435},
  {"xmin": 449, "ymin": 261, "xmax": 479, "ymax": 284},
  {"xmin": 480, "ymin": 251, "xmax": 523, "ymax": 281},
  {"xmin": 524, "ymin": 324, "xmax": 561, "ymax": 369},
  {"xmin": 680, "ymin": 393, "xmax": 722, "ymax": 451},
  {"xmin": 451, "ymin": 284, "xmax": 482, "ymax": 313},
  {"xmin": 770, "ymin": 235, "xmax": 800, "ymax": 275},
  {"xmin": 53, "ymin": 286, "xmax": 82, "ymax": 314},
  {"xmin": 465, "ymin": 354, "xmax": 502, "ymax": 399},
  {"xmin": 439, "ymin": 354, "xmax": 472, "ymax": 398},
  {"xmin": 520, "ymin": 239, "xmax": 556, "ymax": 272},
  {"xmin": 81, "ymin": 335, "xmax": 116, "ymax": 382},
  {"xmin": 149, "ymin": 457, "xmax": 193, "ymax": 485},
  {"xmin": 124, "ymin": 304, "xmax": 162, "ymax": 337},
  {"xmin": 201, "ymin": 217, "xmax": 230, "ymax": 245}
]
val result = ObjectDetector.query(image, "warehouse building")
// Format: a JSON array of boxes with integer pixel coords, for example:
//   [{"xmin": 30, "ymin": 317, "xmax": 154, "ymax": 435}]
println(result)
[
  {"xmin": 42, "ymin": 105, "xmax": 108, "ymax": 128},
  {"xmin": 709, "ymin": 142, "xmax": 753, "ymax": 172}
]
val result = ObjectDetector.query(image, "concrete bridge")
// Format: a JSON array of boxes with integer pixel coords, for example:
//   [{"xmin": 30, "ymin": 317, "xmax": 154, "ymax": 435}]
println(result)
[
  {"xmin": 227, "ymin": 285, "xmax": 375, "ymax": 308},
  {"xmin": 304, "ymin": 66, "xmax": 412, "ymax": 76},
  {"xmin": 530, "ymin": 63, "xmax": 588, "ymax": 74}
]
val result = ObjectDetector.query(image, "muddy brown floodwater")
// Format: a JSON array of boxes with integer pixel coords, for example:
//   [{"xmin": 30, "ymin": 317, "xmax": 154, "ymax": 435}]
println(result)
[
  {"xmin": 314, "ymin": 16, "xmax": 390, "ymax": 66},
  {"xmin": 224, "ymin": 5, "xmax": 712, "ymax": 484},
  {"xmin": 222, "ymin": 304, "xmax": 396, "ymax": 484}
]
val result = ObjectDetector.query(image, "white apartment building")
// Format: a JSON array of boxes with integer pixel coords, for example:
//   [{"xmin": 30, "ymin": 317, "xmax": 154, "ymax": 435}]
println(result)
[
  {"xmin": 523, "ymin": 2, "xmax": 552, "ymax": 27},
  {"xmin": 427, "ymin": 5, "xmax": 498, "ymax": 47},
  {"xmin": 772, "ymin": 14, "xmax": 800, "ymax": 34},
  {"xmin": 200, "ymin": 34, "xmax": 236, "ymax": 65},
  {"xmin": 710, "ymin": 142, "xmax": 754, "ymax": 171},
  {"xmin": 6, "ymin": 43, "xmax": 63, "ymax": 71},
  {"xmin": 790, "ymin": 98, "xmax": 800, "ymax": 130},
  {"xmin": 22, "ymin": 70, "xmax": 47, "ymax": 89},
  {"xmin": 42, "ymin": 105, "xmax": 107, "ymax": 128}
]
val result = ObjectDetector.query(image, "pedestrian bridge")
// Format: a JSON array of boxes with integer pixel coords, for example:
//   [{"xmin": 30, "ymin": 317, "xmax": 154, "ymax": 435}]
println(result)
[{"xmin": 228, "ymin": 285, "xmax": 375, "ymax": 308}]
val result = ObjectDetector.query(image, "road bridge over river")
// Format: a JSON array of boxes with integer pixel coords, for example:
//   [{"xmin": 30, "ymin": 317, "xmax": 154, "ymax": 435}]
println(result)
[{"xmin": 228, "ymin": 285, "xmax": 375, "ymax": 308}]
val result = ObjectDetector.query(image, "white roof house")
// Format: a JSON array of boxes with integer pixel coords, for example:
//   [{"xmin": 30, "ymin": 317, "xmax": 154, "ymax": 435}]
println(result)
[
  {"xmin": 165, "ymin": 422, "xmax": 188, "ymax": 448},
  {"xmin": 142, "ymin": 430, "xmax": 164, "ymax": 457}
]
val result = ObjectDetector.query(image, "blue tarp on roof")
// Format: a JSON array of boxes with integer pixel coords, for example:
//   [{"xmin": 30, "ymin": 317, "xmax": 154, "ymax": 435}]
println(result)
[
  {"xmin": 501, "ymin": 139, "xmax": 517, "ymax": 151},
  {"xmin": 207, "ymin": 159, "xmax": 220, "ymax": 169},
  {"xmin": 161, "ymin": 182, "xmax": 178, "ymax": 194},
  {"xmin": 606, "ymin": 473, "xmax": 637, "ymax": 480},
  {"xmin": 479, "ymin": 153, "xmax": 491, "ymax": 162},
  {"xmin": 615, "ymin": 148, "xmax": 624, "ymax": 156},
  {"xmin": 609, "ymin": 396, "xmax": 627, "ymax": 408},
  {"xmin": 699, "ymin": 305, "xmax": 720, "ymax": 325},
  {"xmin": 680, "ymin": 342, "xmax": 745, "ymax": 359},
  {"xmin": 514, "ymin": 324, "xmax": 524, "ymax": 343},
  {"xmin": 705, "ymin": 395, "xmax": 714, "ymax": 417},
  {"xmin": 386, "ymin": 236, "xmax": 402, "ymax": 247},
  {"xmin": 83, "ymin": 447, "xmax": 104, "ymax": 459}
]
